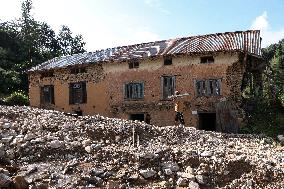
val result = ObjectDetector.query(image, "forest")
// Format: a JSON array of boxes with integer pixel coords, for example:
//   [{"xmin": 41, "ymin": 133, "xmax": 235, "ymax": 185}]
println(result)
[
  {"xmin": 0, "ymin": 0, "xmax": 86, "ymax": 100},
  {"xmin": 0, "ymin": 0, "xmax": 283, "ymax": 137}
]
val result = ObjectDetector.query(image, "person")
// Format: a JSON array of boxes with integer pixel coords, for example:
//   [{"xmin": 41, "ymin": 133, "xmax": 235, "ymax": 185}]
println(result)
[{"xmin": 173, "ymin": 91, "xmax": 185, "ymax": 126}]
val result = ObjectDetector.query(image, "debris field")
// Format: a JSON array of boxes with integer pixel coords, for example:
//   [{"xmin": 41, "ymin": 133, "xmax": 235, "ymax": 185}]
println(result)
[{"xmin": 0, "ymin": 105, "xmax": 283, "ymax": 188}]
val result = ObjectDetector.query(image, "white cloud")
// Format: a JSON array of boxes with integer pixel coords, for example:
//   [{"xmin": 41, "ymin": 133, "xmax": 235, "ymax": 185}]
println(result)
[
  {"xmin": 145, "ymin": 0, "xmax": 171, "ymax": 15},
  {"xmin": 251, "ymin": 11, "xmax": 284, "ymax": 47}
]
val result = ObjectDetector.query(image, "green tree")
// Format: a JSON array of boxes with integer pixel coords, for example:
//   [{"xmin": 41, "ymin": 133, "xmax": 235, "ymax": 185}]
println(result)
[{"xmin": 0, "ymin": 0, "xmax": 87, "ymax": 96}]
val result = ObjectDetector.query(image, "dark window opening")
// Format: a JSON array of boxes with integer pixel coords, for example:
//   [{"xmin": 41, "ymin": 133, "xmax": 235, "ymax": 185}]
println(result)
[
  {"xmin": 164, "ymin": 57, "xmax": 172, "ymax": 65},
  {"xmin": 200, "ymin": 56, "xmax": 214, "ymax": 64},
  {"xmin": 196, "ymin": 79, "xmax": 221, "ymax": 96},
  {"xmin": 196, "ymin": 80, "xmax": 206, "ymax": 96},
  {"xmin": 74, "ymin": 110, "xmax": 83, "ymax": 116},
  {"xmin": 129, "ymin": 61, "xmax": 139, "ymax": 69},
  {"xmin": 124, "ymin": 82, "xmax": 144, "ymax": 100},
  {"xmin": 129, "ymin": 114, "xmax": 145, "ymax": 122},
  {"xmin": 162, "ymin": 76, "xmax": 175, "ymax": 99},
  {"xmin": 40, "ymin": 85, "xmax": 54, "ymax": 104},
  {"xmin": 41, "ymin": 71, "xmax": 54, "ymax": 78},
  {"xmin": 69, "ymin": 82, "xmax": 87, "ymax": 104},
  {"xmin": 70, "ymin": 67, "xmax": 86, "ymax": 74},
  {"xmin": 199, "ymin": 113, "xmax": 216, "ymax": 131}
]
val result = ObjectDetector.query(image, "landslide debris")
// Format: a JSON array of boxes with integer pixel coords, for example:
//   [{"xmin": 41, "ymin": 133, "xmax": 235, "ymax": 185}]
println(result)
[{"xmin": 0, "ymin": 105, "xmax": 283, "ymax": 189}]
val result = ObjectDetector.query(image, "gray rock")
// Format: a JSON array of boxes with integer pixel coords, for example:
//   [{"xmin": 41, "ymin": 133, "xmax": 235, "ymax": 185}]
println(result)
[
  {"xmin": 161, "ymin": 161, "xmax": 179, "ymax": 172},
  {"xmin": 139, "ymin": 169, "xmax": 156, "ymax": 179},
  {"xmin": 188, "ymin": 180, "xmax": 200, "ymax": 189},
  {"xmin": 50, "ymin": 140, "xmax": 63, "ymax": 148},
  {"xmin": 0, "ymin": 173, "xmax": 12, "ymax": 188},
  {"xmin": 277, "ymin": 135, "xmax": 284, "ymax": 142},
  {"xmin": 90, "ymin": 168, "xmax": 105, "ymax": 177},
  {"xmin": 195, "ymin": 174, "xmax": 207, "ymax": 184}
]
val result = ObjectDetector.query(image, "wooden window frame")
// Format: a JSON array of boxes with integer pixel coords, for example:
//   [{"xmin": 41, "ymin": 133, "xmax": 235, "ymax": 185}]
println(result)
[
  {"xmin": 69, "ymin": 82, "xmax": 87, "ymax": 104},
  {"xmin": 124, "ymin": 82, "xmax": 144, "ymax": 100},
  {"xmin": 129, "ymin": 61, "xmax": 139, "ymax": 69},
  {"xmin": 40, "ymin": 85, "xmax": 54, "ymax": 104},
  {"xmin": 195, "ymin": 79, "xmax": 221, "ymax": 96},
  {"xmin": 161, "ymin": 76, "xmax": 176, "ymax": 99}
]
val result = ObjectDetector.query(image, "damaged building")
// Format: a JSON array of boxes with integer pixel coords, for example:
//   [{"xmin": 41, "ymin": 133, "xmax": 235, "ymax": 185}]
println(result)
[{"xmin": 28, "ymin": 30, "xmax": 264, "ymax": 133}]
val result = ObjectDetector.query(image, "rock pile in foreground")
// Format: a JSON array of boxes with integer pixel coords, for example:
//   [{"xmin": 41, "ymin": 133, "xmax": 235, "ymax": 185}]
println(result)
[{"xmin": 0, "ymin": 105, "xmax": 283, "ymax": 189}]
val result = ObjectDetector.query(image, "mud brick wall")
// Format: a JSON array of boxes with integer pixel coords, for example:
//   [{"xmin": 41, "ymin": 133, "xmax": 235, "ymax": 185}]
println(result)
[
  {"xmin": 29, "ymin": 64, "xmax": 109, "ymax": 116},
  {"xmin": 104, "ymin": 52, "xmax": 241, "ymax": 127},
  {"xmin": 29, "ymin": 52, "xmax": 249, "ymax": 128}
]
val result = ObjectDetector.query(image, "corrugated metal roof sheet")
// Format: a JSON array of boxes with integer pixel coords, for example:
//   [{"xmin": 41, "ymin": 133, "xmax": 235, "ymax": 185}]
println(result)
[{"xmin": 29, "ymin": 30, "xmax": 261, "ymax": 72}]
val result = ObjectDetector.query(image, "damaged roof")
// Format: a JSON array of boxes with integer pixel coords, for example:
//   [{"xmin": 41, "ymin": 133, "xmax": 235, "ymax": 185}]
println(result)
[{"xmin": 29, "ymin": 30, "xmax": 262, "ymax": 72}]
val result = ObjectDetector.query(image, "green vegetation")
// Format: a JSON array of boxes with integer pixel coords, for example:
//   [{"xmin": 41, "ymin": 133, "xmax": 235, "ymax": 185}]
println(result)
[
  {"xmin": 241, "ymin": 39, "xmax": 284, "ymax": 137},
  {"xmin": 4, "ymin": 91, "xmax": 29, "ymax": 106},
  {"xmin": 0, "ymin": 0, "xmax": 86, "ymax": 98}
]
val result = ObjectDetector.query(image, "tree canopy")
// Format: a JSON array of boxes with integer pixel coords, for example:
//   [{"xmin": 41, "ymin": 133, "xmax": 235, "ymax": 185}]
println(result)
[{"xmin": 0, "ymin": 0, "xmax": 86, "ymax": 95}]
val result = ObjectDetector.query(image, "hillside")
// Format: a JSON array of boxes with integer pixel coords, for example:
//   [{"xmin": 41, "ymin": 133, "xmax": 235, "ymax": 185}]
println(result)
[{"xmin": 0, "ymin": 106, "xmax": 283, "ymax": 188}]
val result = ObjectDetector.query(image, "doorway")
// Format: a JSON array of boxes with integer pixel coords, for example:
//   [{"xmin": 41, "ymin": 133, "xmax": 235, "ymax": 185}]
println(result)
[
  {"xmin": 199, "ymin": 113, "xmax": 216, "ymax": 131},
  {"xmin": 129, "ymin": 113, "xmax": 145, "ymax": 122},
  {"xmin": 74, "ymin": 110, "xmax": 83, "ymax": 116}
]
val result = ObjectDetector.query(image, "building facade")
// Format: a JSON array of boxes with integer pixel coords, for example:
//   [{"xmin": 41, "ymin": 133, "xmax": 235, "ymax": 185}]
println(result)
[{"xmin": 28, "ymin": 30, "xmax": 263, "ymax": 132}]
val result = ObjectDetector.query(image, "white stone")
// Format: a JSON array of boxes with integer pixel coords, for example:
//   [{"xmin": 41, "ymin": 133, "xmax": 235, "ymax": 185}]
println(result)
[
  {"xmin": 164, "ymin": 168, "xmax": 173, "ymax": 175},
  {"xmin": 195, "ymin": 175, "xmax": 206, "ymax": 184},
  {"xmin": 85, "ymin": 146, "xmax": 92, "ymax": 153},
  {"xmin": 200, "ymin": 151, "xmax": 212, "ymax": 157},
  {"xmin": 178, "ymin": 172, "xmax": 195, "ymax": 181},
  {"xmin": 185, "ymin": 166, "xmax": 194, "ymax": 174},
  {"xmin": 176, "ymin": 177, "xmax": 188, "ymax": 187},
  {"xmin": 188, "ymin": 181, "xmax": 200, "ymax": 189},
  {"xmin": 1, "ymin": 136, "xmax": 13, "ymax": 143}
]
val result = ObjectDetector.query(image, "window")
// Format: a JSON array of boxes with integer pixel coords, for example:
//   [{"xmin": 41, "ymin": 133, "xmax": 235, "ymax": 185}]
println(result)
[
  {"xmin": 41, "ymin": 71, "xmax": 54, "ymax": 78},
  {"xmin": 70, "ymin": 67, "xmax": 86, "ymax": 74},
  {"xmin": 196, "ymin": 79, "xmax": 221, "ymax": 96},
  {"xmin": 200, "ymin": 56, "xmax": 214, "ymax": 64},
  {"xmin": 129, "ymin": 61, "xmax": 139, "ymax": 69},
  {"xmin": 196, "ymin": 80, "xmax": 206, "ymax": 96},
  {"xmin": 164, "ymin": 57, "xmax": 172, "ymax": 65},
  {"xmin": 69, "ymin": 82, "xmax": 87, "ymax": 104},
  {"xmin": 40, "ymin": 85, "xmax": 54, "ymax": 104},
  {"xmin": 161, "ymin": 76, "xmax": 175, "ymax": 99},
  {"xmin": 124, "ymin": 82, "xmax": 144, "ymax": 100}
]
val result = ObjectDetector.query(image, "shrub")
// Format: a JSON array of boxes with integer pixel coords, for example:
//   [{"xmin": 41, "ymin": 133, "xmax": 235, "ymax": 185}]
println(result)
[
  {"xmin": 4, "ymin": 91, "xmax": 29, "ymax": 106},
  {"xmin": 241, "ymin": 97, "xmax": 284, "ymax": 138}
]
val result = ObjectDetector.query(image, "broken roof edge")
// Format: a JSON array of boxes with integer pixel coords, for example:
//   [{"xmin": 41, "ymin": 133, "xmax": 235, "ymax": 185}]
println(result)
[
  {"xmin": 27, "ymin": 50, "xmax": 262, "ymax": 74},
  {"xmin": 28, "ymin": 30, "xmax": 262, "ymax": 72}
]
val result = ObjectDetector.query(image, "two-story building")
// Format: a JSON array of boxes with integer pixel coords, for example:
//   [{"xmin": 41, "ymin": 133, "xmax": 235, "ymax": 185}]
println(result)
[{"xmin": 28, "ymin": 30, "xmax": 263, "ymax": 133}]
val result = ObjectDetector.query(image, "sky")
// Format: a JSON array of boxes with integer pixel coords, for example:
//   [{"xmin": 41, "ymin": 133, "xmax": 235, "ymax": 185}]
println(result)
[{"xmin": 0, "ymin": 0, "xmax": 284, "ymax": 51}]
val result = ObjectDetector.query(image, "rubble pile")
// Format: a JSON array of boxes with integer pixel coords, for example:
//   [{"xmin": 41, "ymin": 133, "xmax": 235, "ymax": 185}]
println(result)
[{"xmin": 0, "ymin": 105, "xmax": 283, "ymax": 189}]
